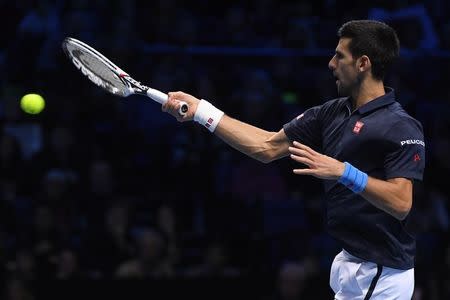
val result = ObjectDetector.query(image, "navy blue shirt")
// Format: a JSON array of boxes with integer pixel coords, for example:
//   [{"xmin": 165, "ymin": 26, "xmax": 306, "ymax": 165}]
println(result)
[{"xmin": 283, "ymin": 88, "xmax": 425, "ymax": 269}]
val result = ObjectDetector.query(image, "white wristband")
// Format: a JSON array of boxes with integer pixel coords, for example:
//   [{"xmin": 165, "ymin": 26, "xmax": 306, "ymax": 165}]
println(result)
[{"xmin": 194, "ymin": 99, "xmax": 224, "ymax": 132}]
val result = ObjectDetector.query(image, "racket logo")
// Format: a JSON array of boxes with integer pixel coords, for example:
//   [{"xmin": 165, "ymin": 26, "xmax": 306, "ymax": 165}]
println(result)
[{"xmin": 71, "ymin": 57, "xmax": 107, "ymax": 90}]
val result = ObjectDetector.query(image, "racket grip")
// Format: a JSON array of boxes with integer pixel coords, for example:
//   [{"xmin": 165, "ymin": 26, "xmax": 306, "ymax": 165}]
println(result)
[
  {"xmin": 146, "ymin": 88, "xmax": 168, "ymax": 104},
  {"xmin": 147, "ymin": 88, "xmax": 188, "ymax": 116}
]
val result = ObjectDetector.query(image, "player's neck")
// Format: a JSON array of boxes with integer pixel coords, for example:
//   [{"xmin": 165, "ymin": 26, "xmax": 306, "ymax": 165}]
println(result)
[{"xmin": 351, "ymin": 79, "xmax": 385, "ymax": 110}]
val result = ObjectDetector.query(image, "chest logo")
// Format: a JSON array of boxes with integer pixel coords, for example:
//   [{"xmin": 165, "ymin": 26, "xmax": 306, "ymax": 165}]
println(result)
[{"xmin": 353, "ymin": 120, "xmax": 364, "ymax": 134}]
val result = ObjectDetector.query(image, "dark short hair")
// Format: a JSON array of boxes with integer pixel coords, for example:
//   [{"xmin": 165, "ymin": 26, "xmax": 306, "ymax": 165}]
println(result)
[{"xmin": 338, "ymin": 20, "xmax": 400, "ymax": 80}]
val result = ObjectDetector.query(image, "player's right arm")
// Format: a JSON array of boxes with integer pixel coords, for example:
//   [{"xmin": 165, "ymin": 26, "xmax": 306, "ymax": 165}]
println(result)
[
  {"xmin": 215, "ymin": 115, "xmax": 291, "ymax": 163},
  {"xmin": 163, "ymin": 91, "xmax": 291, "ymax": 163}
]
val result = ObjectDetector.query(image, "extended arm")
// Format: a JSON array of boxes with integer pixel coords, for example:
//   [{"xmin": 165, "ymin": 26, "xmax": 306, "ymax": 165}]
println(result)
[
  {"xmin": 289, "ymin": 141, "xmax": 412, "ymax": 220},
  {"xmin": 214, "ymin": 115, "xmax": 291, "ymax": 163},
  {"xmin": 162, "ymin": 91, "xmax": 291, "ymax": 163}
]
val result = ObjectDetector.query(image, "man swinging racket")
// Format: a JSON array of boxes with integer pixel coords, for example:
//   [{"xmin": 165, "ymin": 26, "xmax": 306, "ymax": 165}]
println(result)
[{"xmin": 163, "ymin": 20, "xmax": 425, "ymax": 299}]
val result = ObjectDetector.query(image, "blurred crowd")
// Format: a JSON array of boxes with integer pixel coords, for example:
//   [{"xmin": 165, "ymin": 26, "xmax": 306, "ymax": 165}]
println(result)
[{"xmin": 1, "ymin": 0, "xmax": 450, "ymax": 299}]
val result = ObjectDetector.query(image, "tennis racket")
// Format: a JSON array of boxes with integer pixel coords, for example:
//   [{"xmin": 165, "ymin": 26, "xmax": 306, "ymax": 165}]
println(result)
[{"xmin": 61, "ymin": 37, "xmax": 188, "ymax": 116}]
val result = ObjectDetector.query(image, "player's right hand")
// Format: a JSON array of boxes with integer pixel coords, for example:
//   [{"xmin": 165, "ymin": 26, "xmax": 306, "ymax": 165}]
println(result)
[{"xmin": 164, "ymin": 91, "xmax": 200, "ymax": 122}]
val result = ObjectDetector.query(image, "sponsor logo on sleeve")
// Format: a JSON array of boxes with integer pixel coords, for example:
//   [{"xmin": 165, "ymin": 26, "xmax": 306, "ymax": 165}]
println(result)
[{"xmin": 400, "ymin": 139, "xmax": 425, "ymax": 147}]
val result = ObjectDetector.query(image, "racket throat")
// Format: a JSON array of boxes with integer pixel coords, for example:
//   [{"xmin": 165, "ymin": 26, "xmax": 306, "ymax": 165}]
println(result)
[
  {"xmin": 128, "ymin": 87, "xmax": 147, "ymax": 96},
  {"xmin": 120, "ymin": 75, "xmax": 149, "ymax": 96}
]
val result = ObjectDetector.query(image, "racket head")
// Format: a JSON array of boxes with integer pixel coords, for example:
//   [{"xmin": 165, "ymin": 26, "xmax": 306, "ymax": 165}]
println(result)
[{"xmin": 62, "ymin": 37, "xmax": 132, "ymax": 97}]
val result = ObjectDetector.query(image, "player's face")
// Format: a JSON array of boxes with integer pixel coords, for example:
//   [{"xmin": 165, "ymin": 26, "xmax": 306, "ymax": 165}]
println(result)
[{"xmin": 328, "ymin": 38, "xmax": 359, "ymax": 96}]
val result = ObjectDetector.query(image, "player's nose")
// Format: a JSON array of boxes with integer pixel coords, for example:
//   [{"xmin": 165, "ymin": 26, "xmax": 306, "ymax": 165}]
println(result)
[{"xmin": 328, "ymin": 56, "xmax": 336, "ymax": 70}]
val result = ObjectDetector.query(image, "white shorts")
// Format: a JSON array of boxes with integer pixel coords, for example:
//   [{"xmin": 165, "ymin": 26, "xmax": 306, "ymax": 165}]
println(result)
[{"xmin": 330, "ymin": 249, "xmax": 414, "ymax": 300}]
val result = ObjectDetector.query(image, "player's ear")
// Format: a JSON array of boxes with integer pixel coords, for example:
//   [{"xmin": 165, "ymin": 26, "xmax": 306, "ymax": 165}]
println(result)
[{"xmin": 357, "ymin": 55, "xmax": 371, "ymax": 72}]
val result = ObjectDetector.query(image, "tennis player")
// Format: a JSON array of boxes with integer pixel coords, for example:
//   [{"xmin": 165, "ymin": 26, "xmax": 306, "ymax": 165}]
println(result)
[{"xmin": 163, "ymin": 20, "xmax": 425, "ymax": 299}]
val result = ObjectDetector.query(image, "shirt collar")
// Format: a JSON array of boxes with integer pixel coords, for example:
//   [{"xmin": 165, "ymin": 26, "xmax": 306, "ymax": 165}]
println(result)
[{"xmin": 346, "ymin": 87, "xmax": 396, "ymax": 115}]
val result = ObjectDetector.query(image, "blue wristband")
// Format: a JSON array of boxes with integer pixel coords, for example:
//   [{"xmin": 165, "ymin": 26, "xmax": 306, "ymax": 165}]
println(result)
[{"xmin": 338, "ymin": 162, "xmax": 368, "ymax": 193}]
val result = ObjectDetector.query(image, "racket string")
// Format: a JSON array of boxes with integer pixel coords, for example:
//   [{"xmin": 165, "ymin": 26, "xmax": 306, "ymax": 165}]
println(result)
[{"xmin": 65, "ymin": 44, "xmax": 129, "ymax": 96}]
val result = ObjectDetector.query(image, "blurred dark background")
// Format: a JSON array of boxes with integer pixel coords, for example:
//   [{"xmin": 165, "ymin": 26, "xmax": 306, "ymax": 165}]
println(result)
[{"xmin": 1, "ymin": 0, "xmax": 449, "ymax": 299}]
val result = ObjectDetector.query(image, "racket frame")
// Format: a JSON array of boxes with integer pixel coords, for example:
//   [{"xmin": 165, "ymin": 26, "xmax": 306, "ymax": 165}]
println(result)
[{"xmin": 62, "ymin": 37, "xmax": 188, "ymax": 114}]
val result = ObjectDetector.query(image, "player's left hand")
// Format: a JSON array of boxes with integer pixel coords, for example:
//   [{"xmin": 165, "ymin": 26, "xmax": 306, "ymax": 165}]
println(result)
[{"xmin": 289, "ymin": 141, "xmax": 345, "ymax": 180}]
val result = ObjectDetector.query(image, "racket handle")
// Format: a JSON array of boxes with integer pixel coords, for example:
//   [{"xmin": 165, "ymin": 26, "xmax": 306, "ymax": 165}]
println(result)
[{"xmin": 146, "ymin": 88, "xmax": 188, "ymax": 116}]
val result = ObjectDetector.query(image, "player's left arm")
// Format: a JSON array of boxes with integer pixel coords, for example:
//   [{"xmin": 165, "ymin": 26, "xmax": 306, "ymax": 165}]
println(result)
[
  {"xmin": 289, "ymin": 141, "xmax": 416, "ymax": 220},
  {"xmin": 360, "ymin": 177, "xmax": 412, "ymax": 220}
]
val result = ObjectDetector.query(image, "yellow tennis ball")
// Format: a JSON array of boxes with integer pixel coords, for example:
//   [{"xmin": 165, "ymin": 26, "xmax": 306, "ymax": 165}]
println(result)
[{"xmin": 20, "ymin": 93, "xmax": 45, "ymax": 114}]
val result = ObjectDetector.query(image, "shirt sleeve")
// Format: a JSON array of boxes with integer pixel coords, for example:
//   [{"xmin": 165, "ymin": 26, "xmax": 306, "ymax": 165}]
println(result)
[
  {"xmin": 384, "ymin": 118, "xmax": 426, "ymax": 181},
  {"xmin": 282, "ymin": 105, "xmax": 322, "ymax": 150}
]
